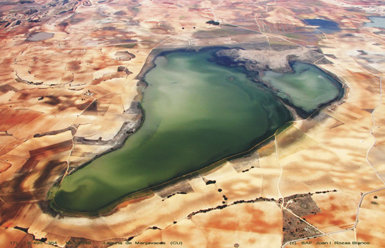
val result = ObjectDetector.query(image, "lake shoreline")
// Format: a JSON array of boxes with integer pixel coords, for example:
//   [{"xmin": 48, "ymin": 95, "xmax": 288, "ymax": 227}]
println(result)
[
  {"xmin": 211, "ymin": 47, "xmax": 346, "ymax": 118},
  {"xmin": 258, "ymin": 61, "xmax": 345, "ymax": 119},
  {"xmin": 48, "ymin": 45, "xmax": 292, "ymax": 216},
  {"xmin": 47, "ymin": 44, "xmax": 345, "ymax": 217}
]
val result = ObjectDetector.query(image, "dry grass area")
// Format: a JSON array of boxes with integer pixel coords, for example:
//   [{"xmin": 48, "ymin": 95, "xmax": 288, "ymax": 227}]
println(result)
[{"xmin": 0, "ymin": 0, "xmax": 385, "ymax": 247}]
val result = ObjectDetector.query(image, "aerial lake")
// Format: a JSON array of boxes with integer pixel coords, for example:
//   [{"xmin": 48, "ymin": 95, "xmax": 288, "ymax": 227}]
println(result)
[
  {"xmin": 302, "ymin": 19, "xmax": 341, "ymax": 34},
  {"xmin": 262, "ymin": 62, "xmax": 342, "ymax": 116},
  {"xmin": 50, "ymin": 48, "xmax": 292, "ymax": 214},
  {"xmin": 364, "ymin": 16, "xmax": 385, "ymax": 29}
]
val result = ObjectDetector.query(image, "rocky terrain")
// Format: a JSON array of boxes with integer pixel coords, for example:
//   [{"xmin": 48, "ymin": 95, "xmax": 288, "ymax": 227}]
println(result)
[{"xmin": 214, "ymin": 46, "xmax": 330, "ymax": 73}]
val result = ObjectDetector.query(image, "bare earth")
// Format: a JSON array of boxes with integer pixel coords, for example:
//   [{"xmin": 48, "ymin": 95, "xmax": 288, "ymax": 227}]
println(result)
[{"xmin": 0, "ymin": 0, "xmax": 385, "ymax": 247}]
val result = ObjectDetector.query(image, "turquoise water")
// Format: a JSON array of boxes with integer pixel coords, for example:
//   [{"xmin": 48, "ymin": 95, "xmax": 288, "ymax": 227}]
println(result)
[
  {"xmin": 50, "ymin": 49, "xmax": 292, "ymax": 214},
  {"xmin": 262, "ymin": 62, "xmax": 341, "ymax": 115},
  {"xmin": 365, "ymin": 16, "xmax": 385, "ymax": 29}
]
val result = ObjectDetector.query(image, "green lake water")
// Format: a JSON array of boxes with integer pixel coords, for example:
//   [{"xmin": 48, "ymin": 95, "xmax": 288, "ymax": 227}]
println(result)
[
  {"xmin": 262, "ymin": 62, "xmax": 341, "ymax": 115},
  {"xmin": 50, "ymin": 49, "xmax": 292, "ymax": 213}
]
